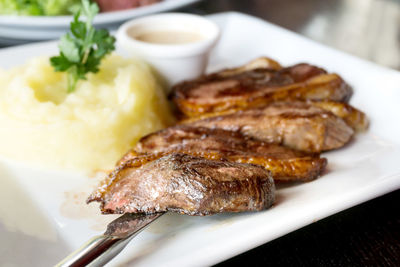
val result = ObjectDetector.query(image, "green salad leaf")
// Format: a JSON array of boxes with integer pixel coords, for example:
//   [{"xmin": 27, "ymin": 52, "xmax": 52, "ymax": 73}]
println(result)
[
  {"xmin": 0, "ymin": 0, "xmax": 81, "ymax": 16},
  {"xmin": 50, "ymin": 0, "xmax": 115, "ymax": 93},
  {"xmin": 42, "ymin": 0, "xmax": 81, "ymax": 15}
]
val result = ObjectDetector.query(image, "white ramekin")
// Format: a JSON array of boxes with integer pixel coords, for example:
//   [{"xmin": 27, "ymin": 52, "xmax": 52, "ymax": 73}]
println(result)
[{"xmin": 116, "ymin": 13, "xmax": 220, "ymax": 90}]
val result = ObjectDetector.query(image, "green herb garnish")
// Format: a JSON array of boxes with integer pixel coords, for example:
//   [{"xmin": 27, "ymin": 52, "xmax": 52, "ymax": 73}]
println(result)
[{"xmin": 50, "ymin": 0, "xmax": 115, "ymax": 93}]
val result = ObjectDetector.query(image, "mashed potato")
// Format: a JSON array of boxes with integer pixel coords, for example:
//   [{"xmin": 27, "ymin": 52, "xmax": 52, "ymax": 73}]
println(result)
[{"xmin": 0, "ymin": 54, "xmax": 174, "ymax": 172}]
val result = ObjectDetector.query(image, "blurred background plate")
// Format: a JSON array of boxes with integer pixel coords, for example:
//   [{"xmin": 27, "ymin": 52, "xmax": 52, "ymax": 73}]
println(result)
[{"xmin": 0, "ymin": 0, "xmax": 202, "ymax": 44}]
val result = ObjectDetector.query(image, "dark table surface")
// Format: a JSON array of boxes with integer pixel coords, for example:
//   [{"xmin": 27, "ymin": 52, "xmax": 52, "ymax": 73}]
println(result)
[{"xmin": 181, "ymin": 0, "xmax": 400, "ymax": 266}]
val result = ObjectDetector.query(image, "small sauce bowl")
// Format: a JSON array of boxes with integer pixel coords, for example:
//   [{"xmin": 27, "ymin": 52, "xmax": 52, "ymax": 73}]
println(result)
[{"xmin": 117, "ymin": 13, "xmax": 220, "ymax": 90}]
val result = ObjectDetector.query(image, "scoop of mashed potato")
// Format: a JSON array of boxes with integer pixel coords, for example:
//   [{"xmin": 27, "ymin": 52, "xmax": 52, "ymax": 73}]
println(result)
[{"xmin": 0, "ymin": 54, "xmax": 174, "ymax": 172}]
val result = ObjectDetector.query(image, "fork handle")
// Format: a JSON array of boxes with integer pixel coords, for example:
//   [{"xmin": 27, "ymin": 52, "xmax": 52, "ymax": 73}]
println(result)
[{"xmin": 55, "ymin": 234, "xmax": 135, "ymax": 267}]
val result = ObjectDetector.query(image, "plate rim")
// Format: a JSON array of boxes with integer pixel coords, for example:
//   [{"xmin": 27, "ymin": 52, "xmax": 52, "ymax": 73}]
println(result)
[{"xmin": 0, "ymin": 0, "xmax": 202, "ymax": 27}]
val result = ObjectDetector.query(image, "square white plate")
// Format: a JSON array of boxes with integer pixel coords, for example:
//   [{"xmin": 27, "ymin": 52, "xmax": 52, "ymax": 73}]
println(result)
[
  {"xmin": 1, "ymin": 12, "xmax": 400, "ymax": 267},
  {"xmin": 0, "ymin": 0, "xmax": 203, "ymax": 42}
]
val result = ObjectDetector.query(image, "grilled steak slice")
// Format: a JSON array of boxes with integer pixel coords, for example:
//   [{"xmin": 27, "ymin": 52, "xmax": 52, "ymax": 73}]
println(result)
[
  {"xmin": 182, "ymin": 100, "xmax": 368, "ymax": 132},
  {"xmin": 119, "ymin": 126, "xmax": 327, "ymax": 181},
  {"xmin": 183, "ymin": 102, "xmax": 354, "ymax": 153},
  {"xmin": 172, "ymin": 58, "xmax": 352, "ymax": 117},
  {"xmin": 308, "ymin": 101, "xmax": 368, "ymax": 132},
  {"xmin": 88, "ymin": 153, "xmax": 275, "ymax": 216},
  {"xmin": 217, "ymin": 57, "xmax": 283, "ymax": 76}
]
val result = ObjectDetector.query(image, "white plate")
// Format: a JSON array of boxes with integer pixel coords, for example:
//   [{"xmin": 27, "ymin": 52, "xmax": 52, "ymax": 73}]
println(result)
[
  {"xmin": 0, "ymin": 0, "xmax": 202, "ymax": 42},
  {"xmin": 1, "ymin": 12, "xmax": 400, "ymax": 267}
]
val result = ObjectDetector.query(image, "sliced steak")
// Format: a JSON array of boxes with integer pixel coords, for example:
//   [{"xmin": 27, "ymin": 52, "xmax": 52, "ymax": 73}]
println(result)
[
  {"xmin": 171, "ymin": 58, "xmax": 352, "ymax": 117},
  {"xmin": 88, "ymin": 153, "xmax": 275, "ymax": 216},
  {"xmin": 119, "ymin": 125, "xmax": 327, "ymax": 181},
  {"xmin": 183, "ymin": 102, "xmax": 354, "ymax": 153},
  {"xmin": 308, "ymin": 100, "xmax": 368, "ymax": 132},
  {"xmin": 183, "ymin": 100, "xmax": 368, "ymax": 133}
]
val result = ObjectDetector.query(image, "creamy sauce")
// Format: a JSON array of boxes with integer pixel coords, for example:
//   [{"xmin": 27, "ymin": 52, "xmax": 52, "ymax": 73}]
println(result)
[{"xmin": 134, "ymin": 30, "xmax": 205, "ymax": 44}]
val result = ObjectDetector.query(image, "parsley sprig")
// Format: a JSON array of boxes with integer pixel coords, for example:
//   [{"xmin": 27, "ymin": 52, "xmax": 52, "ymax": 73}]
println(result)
[{"xmin": 50, "ymin": 0, "xmax": 115, "ymax": 93}]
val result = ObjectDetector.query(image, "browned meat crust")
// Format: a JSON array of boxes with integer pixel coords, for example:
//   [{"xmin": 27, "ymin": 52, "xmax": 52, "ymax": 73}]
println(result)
[
  {"xmin": 88, "ymin": 153, "xmax": 275, "ymax": 216},
  {"xmin": 118, "ymin": 125, "xmax": 327, "ymax": 182},
  {"xmin": 171, "ymin": 58, "xmax": 352, "ymax": 117},
  {"xmin": 217, "ymin": 57, "xmax": 283, "ymax": 76},
  {"xmin": 182, "ymin": 102, "xmax": 354, "ymax": 153},
  {"xmin": 179, "ymin": 100, "xmax": 368, "ymax": 133},
  {"xmin": 308, "ymin": 100, "xmax": 368, "ymax": 132}
]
